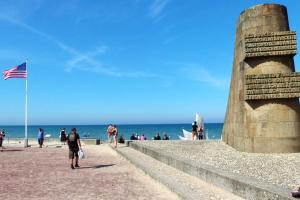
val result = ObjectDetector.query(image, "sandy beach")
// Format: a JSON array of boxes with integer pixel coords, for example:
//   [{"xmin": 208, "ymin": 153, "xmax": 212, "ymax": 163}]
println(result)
[{"xmin": 0, "ymin": 143, "xmax": 179, "ymax": 200}]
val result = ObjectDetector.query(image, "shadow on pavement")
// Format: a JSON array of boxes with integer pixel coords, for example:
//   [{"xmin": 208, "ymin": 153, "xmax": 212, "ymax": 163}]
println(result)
[
  {"xmin": 78, "ymin": 164, "xmax": 115, "ymax": 169},
  {"xmin": 0, "ymin": 149, "xmax": 24, "ymax": 152}
]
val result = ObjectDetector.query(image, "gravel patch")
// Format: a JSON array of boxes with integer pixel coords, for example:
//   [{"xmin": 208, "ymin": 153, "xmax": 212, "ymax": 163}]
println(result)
[{"xmin": 132, "ymin": 140, "xmax": 300, "ymax": 190}]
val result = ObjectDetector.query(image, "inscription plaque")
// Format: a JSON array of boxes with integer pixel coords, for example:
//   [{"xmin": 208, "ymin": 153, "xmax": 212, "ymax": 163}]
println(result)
[
  {"xmin": 245, "ymin": 72, "xmax": 300, "ymax": 100},
  {"xmin": 244, "ymin": 31, "xmax": 297, "ymax": 58}
]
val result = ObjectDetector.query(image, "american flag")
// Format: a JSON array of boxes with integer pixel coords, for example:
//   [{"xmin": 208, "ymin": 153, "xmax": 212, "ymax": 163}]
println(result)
[{"xmin": 3, "ymin": 62, "xmax": 27, "ymax": 80}]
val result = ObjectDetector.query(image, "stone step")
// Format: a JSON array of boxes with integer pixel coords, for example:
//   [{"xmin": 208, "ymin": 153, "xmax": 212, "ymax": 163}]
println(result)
[
  {"xmin": 114, "ymin": 145, "xmax": 244, "ymax": 200},
  {"xmin": 128, "ymin": 141, "xmax": 295, "ymax": 200}
]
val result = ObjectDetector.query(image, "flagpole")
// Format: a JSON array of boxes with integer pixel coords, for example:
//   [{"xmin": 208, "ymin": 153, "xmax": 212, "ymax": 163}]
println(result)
[{"xmin": 24, "ymin": 61, "xmax": 28, "ymax": 148}]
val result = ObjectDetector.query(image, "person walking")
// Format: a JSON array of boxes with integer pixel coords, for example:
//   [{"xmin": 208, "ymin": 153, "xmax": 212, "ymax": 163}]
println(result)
[
  {"xmin": 113, "ymin": 125, "xmax": 118, "ymax": 148},
  {"xmin": 37, "ymin": 128, "xmax": 44, "ymax": 148},
  {"xmin": 106, "ymin": 124, "xmax": 114, "ymax": 143},
  {"xmin": 192, "ymin": 121, "xmax": 198, "ymax": 140},
  {"xmin": 67, "ymin": 128, "xmax": 82, "ymax": 169},
  {"xmin": 198, "ymin": 125, "xmax": 204, "ymax": 140},
  {"xmin": 60, "ymin": 128, "xmax": 67, "ymax": 145},
  {"xmin": 0, "ymin": 129, "xmax": 5, "ymax": 151}
]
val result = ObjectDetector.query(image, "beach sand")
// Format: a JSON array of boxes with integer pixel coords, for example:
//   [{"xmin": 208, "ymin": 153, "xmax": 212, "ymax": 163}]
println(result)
[{"xmin": 0, "ymin": 143, "xmax": 179, "ymax": 200}]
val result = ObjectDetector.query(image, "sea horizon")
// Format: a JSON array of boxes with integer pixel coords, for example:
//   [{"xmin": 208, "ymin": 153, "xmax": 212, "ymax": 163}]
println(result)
[
  {"xmin": 0, "ymin": 122, "xmax": 224, "ymax": 126},
  {"xmin": 0, "ymin": 123, "xmax": 224, "ymax": 140}
]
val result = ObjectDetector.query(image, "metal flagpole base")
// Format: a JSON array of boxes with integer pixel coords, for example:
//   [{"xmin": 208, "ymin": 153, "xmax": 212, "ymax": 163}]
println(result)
[{"xmin": 24, "ymin": 138, "xmax": 29, "ymax": 148}]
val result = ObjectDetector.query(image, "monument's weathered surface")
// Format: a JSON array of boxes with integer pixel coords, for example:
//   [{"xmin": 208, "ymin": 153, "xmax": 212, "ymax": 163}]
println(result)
[{"xmin": 223, "ymin": 4, "xmax": 300, "ymax": 153}]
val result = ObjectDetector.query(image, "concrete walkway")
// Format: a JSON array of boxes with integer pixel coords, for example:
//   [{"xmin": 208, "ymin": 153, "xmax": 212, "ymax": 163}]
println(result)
[
  {"xmin": 115, "ymin": 145, "xmax": 244, "ymax": 200},
  {"xmin": 0, "ymin": 144, "xmax": 179, "ymax": 200}
]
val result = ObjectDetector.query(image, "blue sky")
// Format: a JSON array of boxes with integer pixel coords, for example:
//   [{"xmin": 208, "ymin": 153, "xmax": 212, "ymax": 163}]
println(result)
[{"xmin": 0, "ymin": 0, "xmax": 299, "ymax": 125}]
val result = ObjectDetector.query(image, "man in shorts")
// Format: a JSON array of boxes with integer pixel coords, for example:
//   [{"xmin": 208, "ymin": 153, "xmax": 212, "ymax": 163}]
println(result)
[{"xmin": 67, "ymin": 128, "xmax": 82, "ymax": 169}]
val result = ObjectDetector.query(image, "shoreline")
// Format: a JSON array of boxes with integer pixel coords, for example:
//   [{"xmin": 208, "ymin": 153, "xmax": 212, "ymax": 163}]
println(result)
[{"xmin": 1, "ymin": 138, "xmax": 105, "ymax": 148}]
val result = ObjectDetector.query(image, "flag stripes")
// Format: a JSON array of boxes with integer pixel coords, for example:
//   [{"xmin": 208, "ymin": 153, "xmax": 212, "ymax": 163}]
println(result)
[{"xmin": 3, "ymin": 62, "xmax": 27, "ymax": 80}]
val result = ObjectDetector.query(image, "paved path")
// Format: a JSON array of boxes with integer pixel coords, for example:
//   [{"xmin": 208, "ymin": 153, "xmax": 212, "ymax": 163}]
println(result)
[{"xmin": 0, "ymin": 144, "xmax": 179, "ymax": 200}]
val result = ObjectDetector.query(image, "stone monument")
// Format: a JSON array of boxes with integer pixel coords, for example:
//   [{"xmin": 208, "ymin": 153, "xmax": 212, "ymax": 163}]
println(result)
[{"xmin": 222, "ymin": 4, "xmax": 300, "ymax": 153}]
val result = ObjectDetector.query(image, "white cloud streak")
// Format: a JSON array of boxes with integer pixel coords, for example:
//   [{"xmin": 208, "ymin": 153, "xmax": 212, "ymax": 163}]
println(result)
[
  {"xmin": 164, "ymin": 62, "xmax": 225, "ymax": 87},
  {"xmin": 149, "ymin": 0, "xmax": 170, "ymax": 19},
  {"xmin": 178, "ymin": 67, "xmax": 222, "ymax": 87},
  {"xmin": 0, "ymin": 15, "xmax": 158, "ymax": 78}
]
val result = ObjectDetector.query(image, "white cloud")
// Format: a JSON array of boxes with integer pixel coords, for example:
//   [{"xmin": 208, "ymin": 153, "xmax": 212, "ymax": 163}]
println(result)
[
  {"xmin": 164, "ymin": 61, "xmax": 226, "ymax": 87},
  {"xmin": 65, "ymin": 46, "xmax": 108, "ymax": 72},
  {"xmin": 163, "ymin": 35, "xmax": 180, "ymax": 45},
  {"xmin": 0, "ymin": 16, "xmax": 159, "ymax": 79},
  {"xmin": 178, "ymin": 67, "xmax": 222, "ymax": 87},
  {"xmin": 149, "ymin": 0, "xmax": 170, "ymax": 19},
  {"xmin": 0, "ymin": 0, "xmax": 44, "ymax": 20}
]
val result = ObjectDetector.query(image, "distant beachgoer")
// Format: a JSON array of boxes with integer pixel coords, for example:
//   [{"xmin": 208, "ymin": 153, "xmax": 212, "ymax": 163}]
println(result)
[
  {"xmin": 154, "ymin": 133, "xmax": 161, "ymax": 140},
  {"xmin": 198, "ymin": 125, "xmax": 204, "ymax": 140},
  {"xmin": 163, "ymin": 134, "xmax": 169, "ymax": 140},
  {"xmin": 0, "ymin": 129, "xmax": 5, "ymax": 151},
  {"xmin": 37, "ymin": 128, "xmax": 44, "ymax": 148},
  {"xmin": 118, "ymin": 134, "xmax": 125, "ymax": 143},
  {"xmin": 60, "ymin": 128, "xmax": 67, "ymax": 145},
  {"xmin": 113, "ymin": 125, "xmax": 118, "ymax": 148},
  {"xmin": 192, "ymin": 121, "xmax": 198, "ymax": 140},
  {"xmin": 67, "ymin": 128, "xmax": 82, "ymax": 169},
  {"xmin": 107, "ymin": 124, "xmax": 114, "ymax": 143},
  {"xmin": 130, "ymin": 133, "xmax": 135, "ymax": 140},
  {"xmin": 140, "ymin": 134, "xmax": 145, "ymax": 141}
]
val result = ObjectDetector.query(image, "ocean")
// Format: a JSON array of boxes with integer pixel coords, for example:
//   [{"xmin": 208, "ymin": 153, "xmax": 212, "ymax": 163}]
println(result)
[{"xmin": 0, "ymin": 123, "xmax": 223, "ymax": 140}]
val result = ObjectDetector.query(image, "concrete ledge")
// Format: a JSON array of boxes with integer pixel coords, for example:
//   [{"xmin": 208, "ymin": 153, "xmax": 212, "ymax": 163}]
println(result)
[
  {"xmin": 82, "ymin": 139, "xmax": 100, "ymax": 145},
  {"xmin": 113, "ymin": 146, "xmax": 189, "ymax": 200},
  {"xmin": 129, "ymin": 142, "xmax": 295, "ymax": 200},
  {"xmin": 112, "ymin": 145, "xmax": 243, "ymax": 200},
  {"xmin": 125, "ymin": 140, "xmax": 133, "ymax": 147}
]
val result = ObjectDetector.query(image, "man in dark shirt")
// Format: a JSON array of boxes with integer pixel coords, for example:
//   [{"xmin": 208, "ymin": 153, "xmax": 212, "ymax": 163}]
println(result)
[
  {"xmin": 60, "ymin": 128, "xmax": 67, "ymax": 145},
  {"xmin": 0, "ymin": 129, "xmax": 5, "ymax": 151},
  {"xmin": 67, "ymin": 128, "xmax": 81, "ymax": 169},
  {"xmin": 154, "ymin": 133, "xmax": 161, "ymax": 140}
]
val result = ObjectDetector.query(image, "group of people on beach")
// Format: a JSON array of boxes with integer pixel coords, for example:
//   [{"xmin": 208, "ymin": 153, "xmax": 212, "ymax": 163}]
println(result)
[
  {"xmin": 192, "ymin": 121, "xmax": 204, "ymax": 140},
  {"xmin": 153, "ymin": 133, "xmax": 170, "ymax": 140},
  {"xmin": 130, "ymin": 133, "xmax": 147, "ymax": 140},
  {"xmin": 129, "ymin": 132, "xmax": 170, "ymax": 140},
  {"xmin": 36, "ymin": 127, "xmax": 82, "ymax": 169}
]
